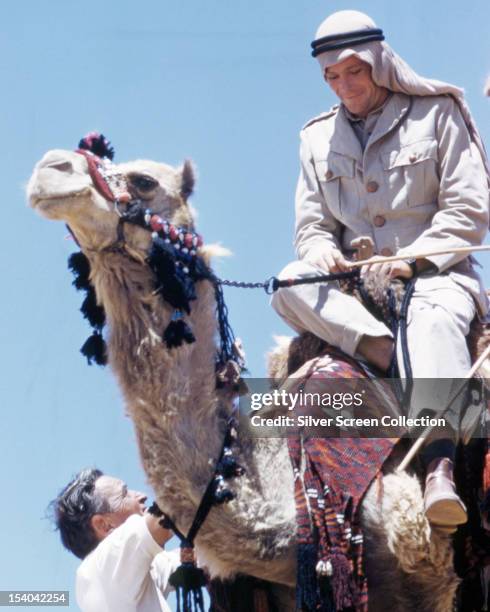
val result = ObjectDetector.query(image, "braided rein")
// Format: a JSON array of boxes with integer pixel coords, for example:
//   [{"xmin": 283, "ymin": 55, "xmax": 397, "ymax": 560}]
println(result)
[{"xmin": 216, "ymin": 269, "xmax": 360, "ymax": 294}]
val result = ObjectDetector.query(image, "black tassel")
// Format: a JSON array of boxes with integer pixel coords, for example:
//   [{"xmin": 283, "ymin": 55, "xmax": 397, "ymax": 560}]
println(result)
[
  {"xmin": 68, "ymin": 252, "xmax": 91, "ymax": 289},
  {"xmin": 80, "ymin": 331, "xmax": 107, "ymax": 366},
  {"xmin": 169, "ymin": 564, "xmax": 206, "ymax": 612},
  {"xmin": 296, "ymin": 543, "xmax": 319, "ymax": 612},
  {"xmin": 163, "ymin": 318, "xmax": 195, "ymax": 349},
  {"xmin": 192, "ymin": 256, "xmax": 210, "ymax": 281},
  {"xmin": 148, "ymin": 237, "xmax": 197, "ymax": 313},
  {"xmin": 78, "ymin": 132, "xmax": 115, "ymax": 160},
  {"xmin": 80, "ymin": 289, "xmax": 106, "ymax": 330},
  {"xmin": 317, "ymin": 575, "xmax": 336, "ymax": 612},
  {"xmin": 68, "ymin": 251, "xmax": 108, "ymax": 367}
]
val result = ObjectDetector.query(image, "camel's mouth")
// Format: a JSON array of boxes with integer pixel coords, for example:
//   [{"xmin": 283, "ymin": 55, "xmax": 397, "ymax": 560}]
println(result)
[
  {"xmin": 27, "ymin": 148, "xmax": 96, "ymax": 216},
  {"xmin": 30, "ymin": 188, "xmax": 92, "ymax": 213}
]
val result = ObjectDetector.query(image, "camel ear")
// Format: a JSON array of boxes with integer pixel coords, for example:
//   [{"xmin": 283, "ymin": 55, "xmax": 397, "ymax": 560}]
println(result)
[{"xmin": 180, "ymin": 160, "xmax": 195, "ymax": 200}]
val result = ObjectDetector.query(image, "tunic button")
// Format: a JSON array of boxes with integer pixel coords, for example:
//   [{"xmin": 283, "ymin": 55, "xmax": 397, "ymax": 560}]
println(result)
[
  {"xmin": 373, "ymin": 215, "xmax": 386, "ymax": 227},
  {"xmin": 380, "ymin": 247, "xmax": 393, "ymax": 256},
  {"xmin": 326, "ymin": 170, "xmax": 334, "ymax": 180},
  {"xmin": 366, "ymin": 181, "xmax": 379, "ymax": 193}
]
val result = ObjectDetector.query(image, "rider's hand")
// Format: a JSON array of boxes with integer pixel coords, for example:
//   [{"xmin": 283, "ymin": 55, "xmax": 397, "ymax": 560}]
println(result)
[
  {"xmin": 304, "ymin": 246, "xmax": 350, "ymax": 274},
  {"xmin": 361, "ymin": 258, "xmax": 413, "ymax": 279}
]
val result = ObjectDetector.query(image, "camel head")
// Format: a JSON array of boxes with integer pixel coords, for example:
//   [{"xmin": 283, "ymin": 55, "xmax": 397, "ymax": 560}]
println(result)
[
  {"xmin": 27, "ymin": 134, "xmax": 239, "ymax": 369},
  {"xmin": 27, "ymin": 133, "xmax": 195, "ymax": 253}
]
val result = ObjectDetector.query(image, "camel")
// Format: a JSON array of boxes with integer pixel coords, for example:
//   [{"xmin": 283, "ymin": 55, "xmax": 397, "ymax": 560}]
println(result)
[{"xmin": 28, "ymin": 140, "xmax": 465, "ymax": 611}]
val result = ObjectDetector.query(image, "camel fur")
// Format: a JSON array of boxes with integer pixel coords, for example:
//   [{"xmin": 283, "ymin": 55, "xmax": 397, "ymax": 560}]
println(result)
[{"xmin": 28, "ymin": 147, "xmax": 460, "ymax": 611}]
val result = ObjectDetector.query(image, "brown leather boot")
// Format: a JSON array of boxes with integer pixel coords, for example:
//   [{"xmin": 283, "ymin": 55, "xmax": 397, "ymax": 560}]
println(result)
[{"xmin": 424, "ymin": 457, "xmax": 467, "ymax": 529}]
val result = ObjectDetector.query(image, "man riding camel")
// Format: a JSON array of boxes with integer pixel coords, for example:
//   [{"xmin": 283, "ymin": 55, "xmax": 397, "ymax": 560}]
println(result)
[{"xmin": 272, "ymin": 9, "xmax": 490, "ymax": 530}]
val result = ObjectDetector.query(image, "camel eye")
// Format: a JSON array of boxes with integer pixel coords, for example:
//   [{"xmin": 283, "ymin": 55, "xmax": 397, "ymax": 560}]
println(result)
[{"xmin": 129, "ymin": 175, "xmax": 158, "ymax": 192}]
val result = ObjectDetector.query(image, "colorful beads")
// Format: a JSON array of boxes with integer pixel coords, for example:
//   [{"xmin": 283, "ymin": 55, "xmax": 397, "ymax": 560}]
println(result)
[
  {"xmin": 147, "ymin": 214, "xmax": 203, "ymax": 259},
  {"xmin": 150, "ymin": 216, "xmax": 164, "ymax": 232}
]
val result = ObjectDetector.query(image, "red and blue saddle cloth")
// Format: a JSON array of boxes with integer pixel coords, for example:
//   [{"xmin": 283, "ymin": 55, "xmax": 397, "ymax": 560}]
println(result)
[
  {"xmin": 287, "ymin": 346, "xmax": 397, "ymax": 612},
  {"xmin": 286, "ymin": 345, "xmax": 490, "ymax": 612}
]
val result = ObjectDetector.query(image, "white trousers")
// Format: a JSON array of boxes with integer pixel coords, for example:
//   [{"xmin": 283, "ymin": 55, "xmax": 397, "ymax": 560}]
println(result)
[{"xmin": 271, "ymin": 260, "xmax": 476, "ymax": 437}]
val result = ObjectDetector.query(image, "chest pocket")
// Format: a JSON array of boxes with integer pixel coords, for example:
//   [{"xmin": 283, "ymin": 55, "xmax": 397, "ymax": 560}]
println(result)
[
  {"xmin": 315, "ymin": 153, "xmax": 356, "ymax": 218},
  {"xmin": 382, "ymin": 139, "xmax": 439, "ymax": 208}
]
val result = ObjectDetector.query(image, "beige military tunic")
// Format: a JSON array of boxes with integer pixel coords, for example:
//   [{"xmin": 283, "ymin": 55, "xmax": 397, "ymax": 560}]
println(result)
[{"xmin": 272, "ymin": 93, "xmax": 489, "ymax": 433}]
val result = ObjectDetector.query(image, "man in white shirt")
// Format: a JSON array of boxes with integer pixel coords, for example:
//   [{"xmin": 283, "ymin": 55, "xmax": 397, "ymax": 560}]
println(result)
[{"xmin": 51, "ymin": 468, "xmax": 180, "ymax": 611}]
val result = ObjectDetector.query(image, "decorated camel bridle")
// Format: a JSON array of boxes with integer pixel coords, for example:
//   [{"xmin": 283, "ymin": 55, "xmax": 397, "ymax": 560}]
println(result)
[{"xmin": 70, "ymin": 133, "xmax": 243, "ymax": 383}]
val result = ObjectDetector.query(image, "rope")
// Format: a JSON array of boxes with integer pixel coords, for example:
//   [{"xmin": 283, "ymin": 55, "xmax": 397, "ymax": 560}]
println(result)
[
  {"xmin": 385, "ymin": 279, "xmax": 416, "ymax": 408},
  {"xmin": 398, "ymin": 280, "xmax": 416, "ymax": 384},
  {"xmin": 217, "ymin": 278, "xmax": 275, "ymax": 291},
  {"xmin": 209, "ymin": 276, "xmax": 244, "ymax": 368},
  {"xmin": 216, "ymin": 269, "xmax": 360, "ymax": 294}
]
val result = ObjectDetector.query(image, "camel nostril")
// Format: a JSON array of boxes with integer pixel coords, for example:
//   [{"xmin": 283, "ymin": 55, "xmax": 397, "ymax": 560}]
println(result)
[
  {"xmin": 44, "ymin": 160, "xmax": 74, "ymax": 173},
  {"xmin": 37, "ymin": 150, "xmax": 80, "ymax": 175}
]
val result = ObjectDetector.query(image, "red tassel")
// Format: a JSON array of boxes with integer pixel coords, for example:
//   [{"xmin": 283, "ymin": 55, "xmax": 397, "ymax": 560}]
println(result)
[{"xmin": 328, "ymin": 552, "xmax": 358, "ymax": 611}]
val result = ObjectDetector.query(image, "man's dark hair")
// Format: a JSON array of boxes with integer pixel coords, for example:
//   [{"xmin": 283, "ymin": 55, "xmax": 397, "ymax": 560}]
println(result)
[{"xmin": 49, "ymin": 468, "xmax": 111, "ymax": 559}]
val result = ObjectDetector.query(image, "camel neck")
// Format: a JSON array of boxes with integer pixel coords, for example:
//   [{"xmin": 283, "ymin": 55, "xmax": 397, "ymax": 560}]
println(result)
[{"xmin": 86, "ymin": 250, "xmax": 226, "ymax": 504}]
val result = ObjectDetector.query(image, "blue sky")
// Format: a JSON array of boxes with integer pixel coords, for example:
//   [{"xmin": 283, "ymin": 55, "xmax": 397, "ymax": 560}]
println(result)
[{"xmin": 1, "ymin": 1, "xmax": 490, "ymax": 610}]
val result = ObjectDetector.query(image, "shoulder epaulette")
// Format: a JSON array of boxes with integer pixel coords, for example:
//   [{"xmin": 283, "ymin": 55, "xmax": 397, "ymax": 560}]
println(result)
[{"xmin": 302, "ymin": 105, "xmax": 339, "ymax": 130}]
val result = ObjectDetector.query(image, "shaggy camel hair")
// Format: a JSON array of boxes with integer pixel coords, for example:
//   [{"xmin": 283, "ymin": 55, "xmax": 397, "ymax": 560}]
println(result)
[{"xmin": 28, "ymin": 149, "xmax": 460, "ymax": 611}]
